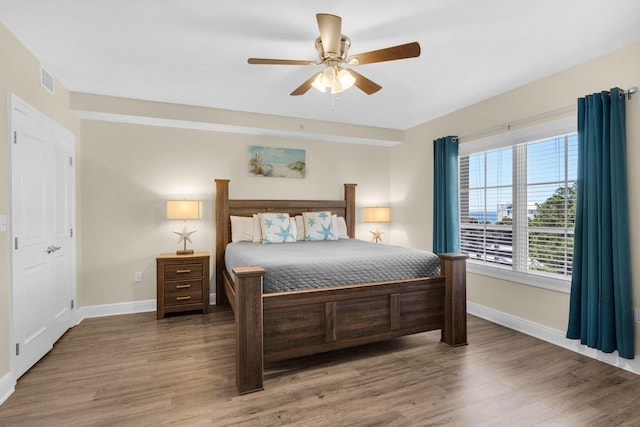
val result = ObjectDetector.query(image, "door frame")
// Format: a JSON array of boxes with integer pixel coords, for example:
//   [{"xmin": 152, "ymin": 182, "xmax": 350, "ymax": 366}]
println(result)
[{"xmin": 7, "ymin": 93, "xmax": 77, "ymax": 381}]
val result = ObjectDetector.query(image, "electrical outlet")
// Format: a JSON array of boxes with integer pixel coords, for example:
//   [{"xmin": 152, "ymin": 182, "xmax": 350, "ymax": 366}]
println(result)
[
  {"xmin": 635, "ymin": 308, "xmax": 640, "ymax": 324},
  {"xmin": 135, "ymin": 272, "xmax": 142, "ymax": 282}
]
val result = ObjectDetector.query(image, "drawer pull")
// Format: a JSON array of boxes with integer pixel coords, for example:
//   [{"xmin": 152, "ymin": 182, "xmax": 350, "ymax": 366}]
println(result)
[
  {"xmin": 176, "ymin": 296, "xmax": 191, "ymax": 301},
  {"xmin": 176, "ymin": 269, "xmax": 192, "ymax": 274},
  {"xmin": 176, "ymin": 284, "xmax": 191, "ymax": 289}
]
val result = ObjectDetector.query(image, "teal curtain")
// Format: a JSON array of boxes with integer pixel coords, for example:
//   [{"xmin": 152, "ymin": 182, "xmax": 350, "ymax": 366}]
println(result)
[
  {"xmin": 567, "ymin": 88, "xmax": 634, "ymax": 359},
  {"xmin": 433, "ymin": 136, "xmax": 460, "ymax": 253}
]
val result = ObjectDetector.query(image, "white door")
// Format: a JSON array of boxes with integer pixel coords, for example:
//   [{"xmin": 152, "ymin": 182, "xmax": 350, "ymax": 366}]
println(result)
[{"xmin": 10, "ymin": 95, "xmax": 75, "ymax": 379}]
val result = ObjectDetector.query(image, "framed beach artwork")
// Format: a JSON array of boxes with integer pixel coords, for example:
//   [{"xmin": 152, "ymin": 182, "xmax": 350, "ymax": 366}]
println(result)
[{"xmin": 248, "ymin": 145, "xmax": 306, "ymax": 178}]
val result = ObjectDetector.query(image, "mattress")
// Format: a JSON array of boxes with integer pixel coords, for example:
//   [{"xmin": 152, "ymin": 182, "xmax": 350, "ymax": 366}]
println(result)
[{"xmin": 224, "ymin": 239, "xmax": 441, "ymax": 293}]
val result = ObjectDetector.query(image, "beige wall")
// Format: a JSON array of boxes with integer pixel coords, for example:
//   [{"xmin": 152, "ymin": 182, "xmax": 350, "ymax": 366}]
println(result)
[
  {"xmin": 0, "ymin": 24, "xmax": 81, "ymax": 378},
  {"xmin": 79, "ymin": 119, "xmax": 391, "ymax": 307},
  {"xmin": 392, "ymin": 42, "xmax": 640, "ymax": 350}
]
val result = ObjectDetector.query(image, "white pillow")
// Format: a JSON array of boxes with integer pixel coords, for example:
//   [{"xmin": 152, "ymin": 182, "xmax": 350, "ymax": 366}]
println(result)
[
  {"xmin": 295, "ymin": 215, "xmax": 305, "ymax": 241},
  {"xmin": 303, "ymin": 211, "xmax": 336, "ymax": 241},
  {"xmin": 289, "ymin": 217, "xmax": 298, "ymax": 242},
  {"xmin": 258, "ymin": 213, "xmax": 295, "ymax": 244},
  {"xmin": 251, "ymin": 214, "xmax": 262, "ymax": 243},
  {"xmin": 230, "ymin": 216, "xmax": 254, "ymax": 242},
  {"xmin": 332, "ymin": 214, "xmax": 349, "ymax": 239}
]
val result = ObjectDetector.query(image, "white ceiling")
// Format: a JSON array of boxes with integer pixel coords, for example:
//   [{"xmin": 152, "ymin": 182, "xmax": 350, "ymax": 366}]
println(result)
[{"xmin": 1, "ymin": 0, "xmax": 639, "ymax": 130}]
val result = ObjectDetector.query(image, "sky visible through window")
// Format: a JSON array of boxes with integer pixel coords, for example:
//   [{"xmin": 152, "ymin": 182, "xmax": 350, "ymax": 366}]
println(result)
[{"xmin": 465, "ymin": 134, "xmax": 577, "ymax": 223}]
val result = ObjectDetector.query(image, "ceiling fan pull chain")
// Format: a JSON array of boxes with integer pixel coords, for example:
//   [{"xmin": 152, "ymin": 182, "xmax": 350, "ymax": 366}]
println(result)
[{"xmin": 331, "ymin": 94, "xmax": 339, "ymax": 112}]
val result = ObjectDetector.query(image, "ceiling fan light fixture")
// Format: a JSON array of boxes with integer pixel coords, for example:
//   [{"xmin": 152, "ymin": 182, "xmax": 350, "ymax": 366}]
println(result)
[
  {"xmin": 311, "ymin": 73, "xmax": 329, "ymax": 93},
  {"xmin": 329, "ymin": 79, "xmax": 345, "ymax": 94},
  {"xmin": 320, "ymin": 66, "xmax": 337, "ymax": 87},
  {"xmin": 337, "ymin": 69, "xmax": 355, "ymax": 90},
  {"xmin": 312, "ymin": 66, "xmax": 355, "ymax": 94}
]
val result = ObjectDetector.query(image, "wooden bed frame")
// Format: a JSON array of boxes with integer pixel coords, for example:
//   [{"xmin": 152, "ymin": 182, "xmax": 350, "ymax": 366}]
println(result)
[{"xmin": 215, "ymin": 179, "xmax": 468, "ymax": 394}]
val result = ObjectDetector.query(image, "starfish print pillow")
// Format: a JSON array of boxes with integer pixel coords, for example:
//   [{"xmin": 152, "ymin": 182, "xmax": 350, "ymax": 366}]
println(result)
[
  {"xmin": 302, "ymin": 211, "xmax": 336, "ymax": 241},
  {"xmin": 258, "ymin": 213, "xmax": 295, "ymax": 244}
]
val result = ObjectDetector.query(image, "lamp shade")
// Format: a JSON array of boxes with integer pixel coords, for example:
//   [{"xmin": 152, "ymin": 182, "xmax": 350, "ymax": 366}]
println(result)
[
  {"xmin": 363, "ymin": 207, "xmax": 391, "ymax": 223},
  {"xmin": 166, "ymin": 200, "xmax": 202, "ymax": 220}
]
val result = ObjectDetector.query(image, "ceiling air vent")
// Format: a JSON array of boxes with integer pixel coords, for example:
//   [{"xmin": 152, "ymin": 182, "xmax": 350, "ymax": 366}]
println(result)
[{"xmin": 40, "ymin": 65, "xmax": 54, "ymax": 95}]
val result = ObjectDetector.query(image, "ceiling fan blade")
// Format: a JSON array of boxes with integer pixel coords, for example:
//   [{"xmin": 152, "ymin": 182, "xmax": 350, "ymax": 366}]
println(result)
[
  {"xmin": 316, "ymin": 13, "xmax": 342, "ymax": 58},
  {"xmin": 248, "ymin": 58, "xmax": 315, "ymax": 66},
  {"xmin": 290, "ymin": 72, "xmax": 321, "ymax": 96},
  {"xmin": 345, "ymin": 69, "xmax": 382, "ymax": 95},
  {"xmin": 348, "ymin": 41, "xmax": 421, "ymax": 65}
]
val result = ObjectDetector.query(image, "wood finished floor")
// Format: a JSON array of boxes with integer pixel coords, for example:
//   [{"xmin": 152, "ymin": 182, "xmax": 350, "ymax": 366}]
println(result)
[{"xmin": 1, "ymin": 308, "xmax": 639, "ymax": 426}]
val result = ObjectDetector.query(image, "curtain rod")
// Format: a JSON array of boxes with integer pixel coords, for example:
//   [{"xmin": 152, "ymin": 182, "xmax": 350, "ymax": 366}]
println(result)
[
  {"xmin": 458, "ymin": 86, "xmax": 637, "ymax": 142},
  {"xmin": 622, "ymin": 86, "xmax": 638, "ymax": 100}
]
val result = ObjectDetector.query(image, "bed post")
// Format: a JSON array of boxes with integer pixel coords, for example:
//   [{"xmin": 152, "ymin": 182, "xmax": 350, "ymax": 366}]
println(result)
[
  {"xmin": 233, "ymin": 266, "xmax": 265, "ymax": 394},
  {"xmin": 215, "ymin": 179, "xmax": 230, "ymax": 306},
  {"xmin": 344, "ymin": 183, "xmax": 357, "ymax": 238},
  {"xmin": 439, "ymin": 253, "xmax": 469, "ymax": 346}
]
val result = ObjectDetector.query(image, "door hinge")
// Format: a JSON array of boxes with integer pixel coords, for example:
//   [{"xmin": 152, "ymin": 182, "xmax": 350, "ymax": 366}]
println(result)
[
  {"xmin": 13, "ymin": 131, "xmax": 17, "ymax": 144},
  {"xmin": 69, "ymin": 156, "xmax": 73, "ymax": 166},
  {"xmin": 70, "ymin": 228, "xmax": 73, "ymax": 238},
  {"xmin": 16, "ymin": 343, "xmax": 19, "ymax": 356},
  {"xmin": 71, "ymin": 300, "xmax": 74, "ymax": 310},
  {"xmin": 14, "ymin": 237, "xmax": 18, "ymax": 250}
]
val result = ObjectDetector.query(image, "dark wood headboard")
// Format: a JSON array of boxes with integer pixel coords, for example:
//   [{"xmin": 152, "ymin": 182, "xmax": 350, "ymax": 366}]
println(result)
[{"xmin": 214, "ymin": 179, "xmax": 357, "ymax": 305}]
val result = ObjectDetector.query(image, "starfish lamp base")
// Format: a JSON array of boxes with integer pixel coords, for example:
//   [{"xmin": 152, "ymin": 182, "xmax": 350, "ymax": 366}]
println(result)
[
  {"xmin": 369, "ymin": 227, "xmax": 384, "ymax": 243},
  {"xmin": 174, "ymin": 221, "xmax": 197, "ymax": 255}
]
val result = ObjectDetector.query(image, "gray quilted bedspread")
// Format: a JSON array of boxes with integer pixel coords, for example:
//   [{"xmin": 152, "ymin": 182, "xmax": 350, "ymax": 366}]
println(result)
[{"xmin": 225, "ymin": 239, "xmax": 441, "ymax": 294}]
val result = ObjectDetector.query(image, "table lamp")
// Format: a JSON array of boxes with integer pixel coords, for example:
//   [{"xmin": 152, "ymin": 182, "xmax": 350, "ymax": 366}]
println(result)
[
  {"xmin": 166, "ymin": 200, "xmax": 202, "ymax": 254},
  {"xmin": 364, "ymin": 207, "xmax": 391, "ymax": 243}
]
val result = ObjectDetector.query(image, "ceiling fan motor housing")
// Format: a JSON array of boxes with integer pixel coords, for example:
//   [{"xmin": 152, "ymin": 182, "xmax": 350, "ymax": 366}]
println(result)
[{"xmin": 315, "ymin": 35, "xmax": 351, "ymax": 61}]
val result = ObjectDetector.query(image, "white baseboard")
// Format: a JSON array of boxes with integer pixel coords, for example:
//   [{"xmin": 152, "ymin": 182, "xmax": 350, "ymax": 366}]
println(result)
[
  {"xmin": 74, "ymin": 299, "xmax": 156, "ymax": 323},
  {"xmin": 468, "ymin": 301, "xmax": 640, "ymax": 375},
  {"xmin": 74, "ymin": 293, "xmax": 217, "ymax": 323},
  {"xmin": 0, "ymin": 371, "xmax": 16, "ymax": 407}
]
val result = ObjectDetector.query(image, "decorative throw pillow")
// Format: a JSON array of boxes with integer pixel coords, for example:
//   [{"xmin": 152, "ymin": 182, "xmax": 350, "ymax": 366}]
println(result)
[
  {"xmin": 303, "ymin": 211, "xmax": 336, "ymax": 241},
  {"xmin": 258, "ymin": 213, "xmax": 295, "ymax": 243}
]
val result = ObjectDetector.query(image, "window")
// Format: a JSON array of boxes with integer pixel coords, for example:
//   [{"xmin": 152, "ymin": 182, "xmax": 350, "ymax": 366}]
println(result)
[{"xmin": 459, "ymin": 118, "xmax": 577, "ymax": 289}]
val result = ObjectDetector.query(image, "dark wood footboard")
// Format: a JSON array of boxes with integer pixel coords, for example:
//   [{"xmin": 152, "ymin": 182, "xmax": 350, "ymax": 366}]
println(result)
[{"xmin": 229, "ymin": 254, "xmax": 467, "ymax": 395}]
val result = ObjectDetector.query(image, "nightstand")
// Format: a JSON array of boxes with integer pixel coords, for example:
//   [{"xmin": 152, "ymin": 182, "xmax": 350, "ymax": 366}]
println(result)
[{"xmin": 156, "ymin": 252, "xmax": 210, "ymax": 319}]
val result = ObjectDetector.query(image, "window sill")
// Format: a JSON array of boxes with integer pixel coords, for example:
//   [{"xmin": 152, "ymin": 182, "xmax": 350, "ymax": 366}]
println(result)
[{"xmin": 466, "ymin": 261, "xmax": 571, "ymax": 294}]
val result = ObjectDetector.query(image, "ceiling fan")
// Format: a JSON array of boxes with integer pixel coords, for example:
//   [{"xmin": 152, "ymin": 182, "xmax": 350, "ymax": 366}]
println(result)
[{"xmin": 248, "ymin": 13, "xmax": 421, "ymax": 96}]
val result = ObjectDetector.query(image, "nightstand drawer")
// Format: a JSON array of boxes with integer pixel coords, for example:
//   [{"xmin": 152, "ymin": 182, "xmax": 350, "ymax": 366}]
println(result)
[
  {"xmin": 164, "ymin": 289, "xmax": 203, "ymax": 306},
  {"xmin": 164, "ymin": 263, "xmax": 203, "ymax": 280},
  {"xmin": 165, "ymin": 279, "xmax": 203, "ymax": 295}
]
